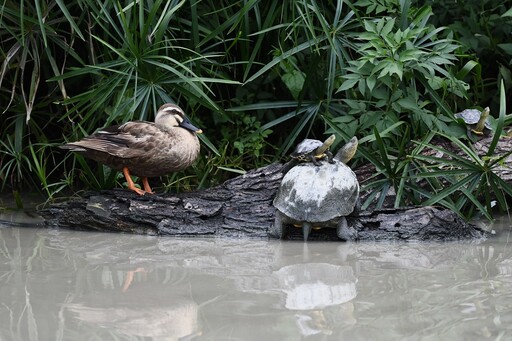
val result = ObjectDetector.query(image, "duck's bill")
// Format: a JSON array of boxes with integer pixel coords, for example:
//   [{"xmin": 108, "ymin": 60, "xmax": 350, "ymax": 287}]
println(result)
[{"xmin": 180, "ymin": 118, "xmax": 203, "ymax": 134}]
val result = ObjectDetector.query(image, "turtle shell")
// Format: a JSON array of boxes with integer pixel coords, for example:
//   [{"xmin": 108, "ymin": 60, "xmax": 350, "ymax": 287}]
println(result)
[
  {"xmin": 290, "ymin": 139, "xmax": 323, "ymax": 159},
  {"xmin": 455, "ymin": 109, "xmax": 492, "ymax": 129},
  {"xmin": 273, "ymin": 160, "xmax": 359, "ymax": 223}
]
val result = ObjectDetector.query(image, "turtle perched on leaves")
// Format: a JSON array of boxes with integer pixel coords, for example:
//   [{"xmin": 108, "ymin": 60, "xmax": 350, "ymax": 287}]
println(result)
[
  {"xmin": 455, "ymin": 107, "xmax": 491, "ymax": 136},
  {"xmin": 272, "ymin": 136, "xmax": 359, "ymax": 241}
]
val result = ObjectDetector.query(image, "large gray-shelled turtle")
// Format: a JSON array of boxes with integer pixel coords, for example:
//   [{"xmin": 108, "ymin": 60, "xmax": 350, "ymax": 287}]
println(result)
[
  {"xmin": 290, "ymin": 134, "xmax": 336, "ymax": 166},
  {"xmin": 271, "ymin": 136, "xmax": 359, "ymax": 241},
  {"xmin": 454, "ymin": 107, "xmax": 491, "ymax": 135}
]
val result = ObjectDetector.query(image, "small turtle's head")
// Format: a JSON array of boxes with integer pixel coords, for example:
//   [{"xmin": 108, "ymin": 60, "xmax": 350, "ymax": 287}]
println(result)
[
  {"xmin": 335, "ymin": 136, "xmax": 358, "ymax": 163},
  {"xmin": 315, "ymin": 134, "xmax": 336, "ymax": 155},
  {"xmin": 324, "ymin": 134, "xmax": 336, "ymax": 147},
  {"xmin": 472, "ymin": 106, "xmax": 491, "ymax": 135}
]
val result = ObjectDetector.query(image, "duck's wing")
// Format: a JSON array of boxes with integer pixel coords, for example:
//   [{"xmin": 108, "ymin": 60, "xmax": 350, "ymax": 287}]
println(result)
[{"xmin": 61, "ymin": 122, "xmax": 162, "ymax": 159}]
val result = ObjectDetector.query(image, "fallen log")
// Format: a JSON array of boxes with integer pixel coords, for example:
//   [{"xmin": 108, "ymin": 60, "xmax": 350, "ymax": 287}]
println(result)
[{"xmin": 41, "ymin": 163, "xmax": 487, "ymax": 241}]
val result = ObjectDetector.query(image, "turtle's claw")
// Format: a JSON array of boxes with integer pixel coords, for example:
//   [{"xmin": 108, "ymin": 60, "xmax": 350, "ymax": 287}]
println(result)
[
  {"xmin": 326, "ymin": 151, "xmax": 335, "ymax": 164},
  {"xmin": 312, "ymin": 158, "xmax": 322, "ymax": 166},
  {"xmin": 303, "ymin": 222, "xmax": 313, "ymax": 241}
]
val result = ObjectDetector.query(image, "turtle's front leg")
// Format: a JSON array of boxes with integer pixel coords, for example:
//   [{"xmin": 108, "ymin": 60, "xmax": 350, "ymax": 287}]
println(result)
[
  {"xmin": 310, "ymin": 154, "xmax": 322, "ymax": 166},
  {"xmin": 270, "ymin": 211, "xmax": 286, "ymax": 239},
  {"xmin": 336, "ymin": 217, "xmax": 357, "ymax": 241},
  {"xmin": 326, "ymin": 150, "xmax": 335, "ymax": 164},
  {"xmin": 302, "ymin": 222, "xmax": 313, "ymax": 241}
]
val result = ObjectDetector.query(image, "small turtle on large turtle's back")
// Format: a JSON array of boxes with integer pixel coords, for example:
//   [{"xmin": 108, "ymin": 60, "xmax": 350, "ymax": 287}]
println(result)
[
  {"xmin": 272, "ymin": 136, "xmax": 360, "ymax": 241},
  {"xmin": 290, "ymin": 134, "xmax": 336, "ymax": 166}
]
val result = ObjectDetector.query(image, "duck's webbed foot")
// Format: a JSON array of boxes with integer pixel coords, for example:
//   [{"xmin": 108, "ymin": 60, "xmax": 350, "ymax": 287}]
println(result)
[
  {"xmin": 141, "ymin": 177, "xmax": 155, "ymax": 194},
  {"xmin": 123, "ymin": 167, "xmax": 146, "ymax": 196}
]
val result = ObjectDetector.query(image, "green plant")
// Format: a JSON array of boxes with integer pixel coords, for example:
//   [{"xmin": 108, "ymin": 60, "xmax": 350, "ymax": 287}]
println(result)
[
  {"xmin": 176, "ymin": 111, "xmax": 275, "ymax": 192},
  {"xmin": 424, "ymin": 0, "xmax": 512, "ymax": 109},
  {"xmin": 326, "ymin": 116, "xmax": 427, "ymax": 210},
  {"xmin": 0, "ymin": 0, "xmax": 84, "ymax": 198},
  {"xmin": 411, "ymin": 82, "xmax": 512, "ymax": 220},
  {"xmin": 327, "ymin": 80, "xmax": 512, "ymax": 220},
  {"xmin": 0, "ymin": 135, "xmax": 31, "ymax": 193},
  {"xmin": 338, "ymin": 3, "xmax": 467, "ymax": 137},
  {"xmin": 1, "ymin": 0, "xmax": 506, "ymax": 219},
  {"xmin": 0, "ymin": 0, "xmax": 81, "ymax": 120},
  {"xmin": 237, "ymin": 0, "xmax": 359, "ymax": 155},
  {"xmin": 54, "ymin": 0, "xmax": 231, "ymax": 141}
]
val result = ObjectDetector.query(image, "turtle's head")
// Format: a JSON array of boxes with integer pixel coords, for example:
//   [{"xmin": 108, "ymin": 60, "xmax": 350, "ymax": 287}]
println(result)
[
  {"xmin": 315, "ymin": 134, "xmax": 336, "ymax": 155},
  {"xmin": 483, "ymin": 107, "xmax": 490, "ymax": 117},
  {"xmin": 335, "ymin": 136, "xmax": 358, "ymax": 163},
  {"xmin": 472, "ymin": 106, "xmax": 491, "ymax": 135}
]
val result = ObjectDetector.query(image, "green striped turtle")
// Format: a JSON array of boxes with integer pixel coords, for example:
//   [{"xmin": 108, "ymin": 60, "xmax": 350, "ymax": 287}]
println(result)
[
  {"xmin": 455, "ymin": 107, "xmax": 491, "ymax": 135},
  {"xmin": 290, "ymin": 134, "xmax": 336, "ymax": 166}
]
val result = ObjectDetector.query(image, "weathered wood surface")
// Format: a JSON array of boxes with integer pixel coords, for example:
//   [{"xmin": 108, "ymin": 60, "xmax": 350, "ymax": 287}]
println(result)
[{"xmin": 41, "ymin": 163, "xmax": 487, "ymax": 241}]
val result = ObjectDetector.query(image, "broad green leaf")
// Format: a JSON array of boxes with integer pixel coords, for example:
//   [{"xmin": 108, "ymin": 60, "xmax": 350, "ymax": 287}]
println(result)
[
  {"xmin": 498, "ymin": 43, "xmax": 512, "ymax": 55},
  {"xmin": 281, "ymin": 70, "xmax": 305, "ymax": 100},
  {"xmin": 366, "ymin": 75, "xmax": 377, "ymax": 92},
  {"xmin": 337, "ymin": 78, "xmax": 359, "ymax": 92},
  {"xmin": 380, "ymin": 17, "xmax": 396, "ymax": 36},
  {"xmin": 503, "ymin": 8, "xmax": 512, "ymax": 17}
]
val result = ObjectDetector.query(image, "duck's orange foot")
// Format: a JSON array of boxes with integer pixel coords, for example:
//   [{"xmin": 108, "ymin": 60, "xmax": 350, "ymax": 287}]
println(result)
[
  {"xmin": 123, "ymin": 167, "xmax": 147, "ymax": 196},
  {"xmin": 129, "ymin": 186, "xmax": 146, "ymax": 196},
  {"xmin": 142, "ymin": 177, "xmax": 155, "ymax": 194}
]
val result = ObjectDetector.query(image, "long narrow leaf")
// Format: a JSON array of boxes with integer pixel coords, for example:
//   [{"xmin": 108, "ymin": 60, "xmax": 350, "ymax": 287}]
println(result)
[
  {"xmin": 487, "ymin": 80, "xmax": 506, "ymax": 156},
  {"xmin": 359, "ymin": 121, "xmax": 406, "ymax": 144},
  {"xmin": 488, "ymin": 173, "xmax": 509, "ymax": 211},
  {"xmin": 374, "ymin": 127, "xmax": 393, "ymax": 176},
  {"xmin": 394, "ymin": 161, "xmax": 410, "ymax": 208},
  {"xmin": 459, "ymin": 187, "xmax": 493, "ymax": 221},
  {"xmin": 55, "ymin": 0, "xmax": 85, "ymax": 40},
  {"xmin": 245, "ymin": 37, "xmax": 326, "ymax": 84},
  {"xmin": 422, "ymin": 173, "xmax": 479, "ymax": 206}
]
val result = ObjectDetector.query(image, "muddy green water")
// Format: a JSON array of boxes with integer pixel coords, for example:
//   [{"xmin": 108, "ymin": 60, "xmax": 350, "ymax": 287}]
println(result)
[{"xmin": 0, "ymin": 212, "xmax": 511, "ymax": 340}]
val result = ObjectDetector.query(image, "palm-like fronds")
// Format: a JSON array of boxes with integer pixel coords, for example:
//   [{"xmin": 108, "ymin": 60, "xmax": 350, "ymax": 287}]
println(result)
[
  {"xmin": 0, "ymin": 0, "xmax": 510, "ymax": 220},
  {"xmin": 411, "ymin": 82, "xmax": 511, "ymax": 220}
]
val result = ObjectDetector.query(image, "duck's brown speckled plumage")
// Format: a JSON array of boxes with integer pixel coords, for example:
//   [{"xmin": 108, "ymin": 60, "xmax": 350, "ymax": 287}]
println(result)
[{"xmin": 60, "ymin": 103, "xmax": 201, "ymax": 194}]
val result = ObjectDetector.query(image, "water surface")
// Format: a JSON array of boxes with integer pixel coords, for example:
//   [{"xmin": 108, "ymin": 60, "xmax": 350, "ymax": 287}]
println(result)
[{"xmin": 1, "ymin": 213, "xmax": 511, "ymax": 340}]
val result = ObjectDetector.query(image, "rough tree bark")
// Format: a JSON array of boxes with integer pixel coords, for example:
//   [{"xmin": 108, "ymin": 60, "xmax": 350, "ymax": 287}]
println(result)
[{"xmin": 41, "ymin": 163, "xmax": 487, "ymax": 241}]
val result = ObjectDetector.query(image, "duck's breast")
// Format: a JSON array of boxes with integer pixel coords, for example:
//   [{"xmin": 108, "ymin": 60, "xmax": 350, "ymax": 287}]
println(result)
[{"xmin": 127, "ymin": 128, "xmax": 200, "ymax": 177}]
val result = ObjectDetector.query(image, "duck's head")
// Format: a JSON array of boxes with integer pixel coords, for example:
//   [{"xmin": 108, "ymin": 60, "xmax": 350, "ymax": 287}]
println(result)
[{"xmin": 155, "ymin": 103, "xmax": 203, "ymax": 134}]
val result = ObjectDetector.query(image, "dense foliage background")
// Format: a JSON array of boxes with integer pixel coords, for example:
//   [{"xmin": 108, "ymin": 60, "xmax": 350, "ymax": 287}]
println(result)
[{"xmin": 1, "ymin": 0, "xmax": 512, "ymax": 219}]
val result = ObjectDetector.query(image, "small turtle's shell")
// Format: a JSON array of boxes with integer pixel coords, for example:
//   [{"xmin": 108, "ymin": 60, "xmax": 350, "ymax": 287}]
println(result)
[
  {"xmin": 290, "ymin": 139, "xmax": 323, "ymax": 159},
  {"xmin": 273, "ymin": 160, "xmax": 359, "ymax": 223},
  {"xmin": 455, "ymin": 109, "xmax": 492, "ymax": 129}
]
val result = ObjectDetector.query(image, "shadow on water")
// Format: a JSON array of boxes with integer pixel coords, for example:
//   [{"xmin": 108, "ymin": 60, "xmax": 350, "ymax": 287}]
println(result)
[{"xmin": 1, "ymin": 211, "xmax": 512, "ymax": 340}]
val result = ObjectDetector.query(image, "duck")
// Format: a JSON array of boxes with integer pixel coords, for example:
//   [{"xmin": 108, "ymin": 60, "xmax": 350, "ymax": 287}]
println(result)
[{"xmin": 60, "ymin": 103, "xmax": 202, "ymax": 195}]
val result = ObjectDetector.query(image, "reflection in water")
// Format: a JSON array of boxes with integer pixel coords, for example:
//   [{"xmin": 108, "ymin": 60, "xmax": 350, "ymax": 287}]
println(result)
[
  {"xmin": 0, "ymin": 218, "xmax": 511, "ymax": 340},
  {"xmin": 68, "ymin": 295, "xmax": 198, "ymax": 340},
  {"xmin": 273, "ymin": 263, "xmax": 357, "ymax": 310},
  {"xmin": 273, "ymin": 263, "xmax": 357, "ymax": 336}
]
